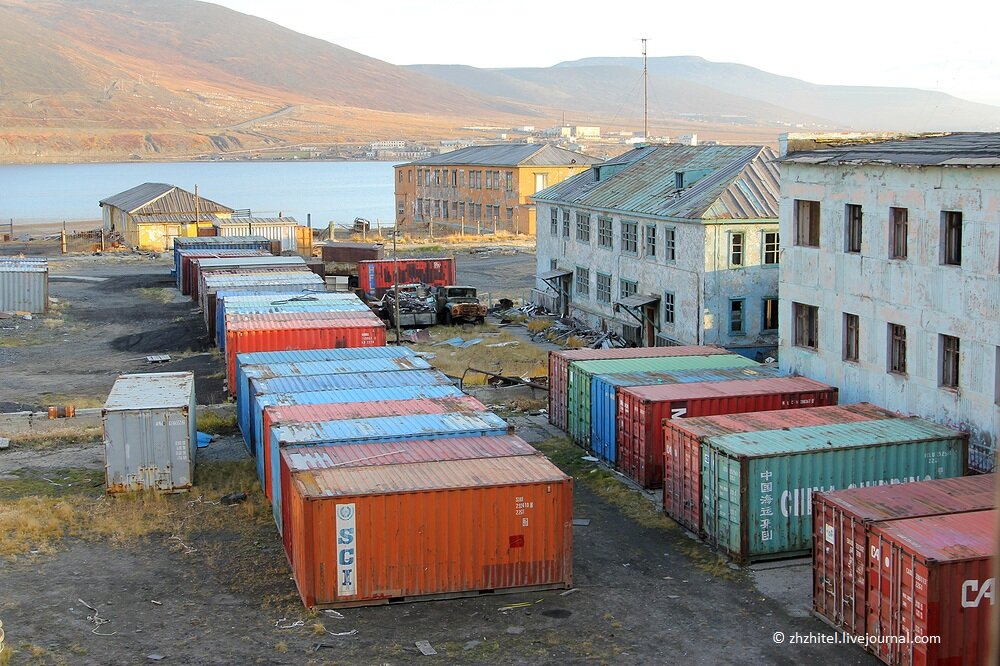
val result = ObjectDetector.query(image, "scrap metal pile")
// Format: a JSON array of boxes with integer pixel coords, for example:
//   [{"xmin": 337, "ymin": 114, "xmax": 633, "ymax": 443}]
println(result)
[{"xmin": 538, "ymin": 317, "xmax": 630, "ymax": 349}]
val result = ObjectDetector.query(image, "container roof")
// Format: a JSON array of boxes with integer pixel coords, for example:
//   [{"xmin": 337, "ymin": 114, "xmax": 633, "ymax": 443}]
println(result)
[
  {"xmin": 817, "ymin": 474, "xmax": 995, "ymax": 523},
  {"xmin": 554, "ymin": 345, "xmax": 729, "ymax": 361},
  {"xmin": 674, "ymin": 403, "xmax": 897, "ymax": 440},
  {"xmin": 99, "ymin": 182, "xmax": 233, "ymax": 214},
  {"xmin": 236, "ymin": 346, "xmax": 413, "ymax": 367},
  {"xmin": 707, "ymin": 417, "xmax": 966, "ymax": 457},
  {"xmin": 105, "ymin": 372, "xmax": 194, "ymax": 410},
  {"xmin": 253, "ymin": 369, "xmax": 452, "ymax": 394},
  {"xmin": 321, "ymin": 242, "xmax": 385, "ymax": 250},
  {"xmin": 872, "ymin": 509, "xmax": 995, "ymax": 562},
  {"xmin": 195, "ymin": 256, "xmax": 306, "ymax": 268},
  {"xmin": 283, "ymin": 435, "xmax": 535, "ymax": 472},
  {"xmin": 222, "ymin": 293, "xmax": 362, "ymax": 306},
  {"xmin": 399, "ymin": 143, "xmax": 601, "ymax": 167},
  {"xmin": 174, "ymin": 236, "xmax": 271, "ymax": 246},
  {"xmin": 575, "ymin": 353, "xmax": 757, "ymax": 375},
  {"xmin": 781, "ymin": 132, "xmax": 1000, "ymax": 167},
  {"xmin": 598, "ymin": 365, "xmax": 784, "ymax": 387},
  {"xmin": 213, "ymin": 217, "xmax": 299, "ymax": 227},
  {"xmin": 202, "ymin": 273, "xmax": 324, "ymax": 288},
  {"xmin": 242, "ymin": 356, "xmax": 431, "ymax": 378},
  {"xmin": 292, "ymin": 453, "xmax": 568, "ymax": 498},
  {"xmin": 256, "ymin": 385, "xmax": 463, "ymax": 410},
  {"xmin": 274, "ymin": 411, "xmax": 508, "ymax": 445},
  {"xmin": 623, "ymin": 375, "xmax": 832, "ymax": 401},
  {"xmin": 267, "ymin": 395, "xmax": 485, "ymax": 424},
  {"xmin": 534, "ymin": 143, "xmax": 779, "ymax": 221},
  {"xmin": 226, "ymin": 312, "xmax": 383, "ymax": 331}
]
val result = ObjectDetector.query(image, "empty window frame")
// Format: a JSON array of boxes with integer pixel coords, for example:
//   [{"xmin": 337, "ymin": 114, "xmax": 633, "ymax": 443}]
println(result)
[
  {"xmin": 550, "ymin": 208, "xmax": 559, "ymax": 235},
  {"xmin": 845, "ymin": 204, "xmax": 862, "ymax": 253},
  {"xmin": 598, "ymin": 217, "xmax": 613, "ymax": 249},
  {"xmin": 596, "ymin": 273, "xmax": 612, "ymax": 303},
  {"xmin": 664, "ymin": 227, "xmax": 676, "ymax": 261},
  {"xmin": 793, "ymin": 302, "xmax": 819, "ymax": 349},
  {"xmin": 663, "ymin": 291, "xmax": 675, "ymax": 324},
  {"xmin": 620, "ymin": 279, "xmax": 638, "ymax": 299},
  {"xmin": 763, "ymin": 232, "xmax": 779, "ymax": 265},
  {"xmin": 844, "ymin": 313, "xmax": 859, "ymax": 362},
  {"xmin": 794, "ymin": 199, "xmax": 821, "ymax": 247},
  {"xmin": 888, "ymin": 323, "xmax": 907, "ymax": 374},
  {"xmin": 622, "ymin": 221, "xmax": 638, "ymax": 254},
  {"xmin": 940, "ymin": 334, "xmax": 960, "ymax": 388},
  {"xmin": 562, "ymin": 210, "xmax": 571, "ymax": 238},
  {"xmin": 730, "ymin": 232, "xmax": 744, "ymax": 266},
  {"xmin": 730, "ymin": 299, "xmax": 744, "ymax": 333},
  {"xmin": 576, "ymin": 213, "xmax": 592, "ymax": 243},
  {"xmin": 889, "ymin": 207, "xmax": 908, "ymax": 259},
  {"xmin": 942, "ymin": 211, "xmax": 963, "ymax": 266},
  {"xmin": 762, "ymin": 298, "xmax": 778, "ymax": 332},
  {"xmin": 645, "ymin": 224, "xmax": 657, "ymax": 259},
  {"xmin": 575, "ymin": 267, "xmax": 590, "ymax": 297}
]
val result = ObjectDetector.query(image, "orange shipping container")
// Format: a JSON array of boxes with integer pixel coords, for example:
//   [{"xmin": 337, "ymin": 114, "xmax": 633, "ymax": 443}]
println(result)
[{"xmin": 284, "ymin": 455, "xmax": 574, "ymax": 608}]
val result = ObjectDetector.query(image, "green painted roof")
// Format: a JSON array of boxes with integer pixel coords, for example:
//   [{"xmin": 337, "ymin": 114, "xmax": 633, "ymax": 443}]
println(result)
[
  {"xmin": 573, "ymin": 354, "xmax": 757, "ymax": 376},
  {"xmin": 707, "ymin": 418, "xmax": 965, "ymax": 458}
]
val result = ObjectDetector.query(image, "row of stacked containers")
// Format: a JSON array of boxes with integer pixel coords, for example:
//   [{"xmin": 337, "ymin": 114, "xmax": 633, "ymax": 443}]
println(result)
[
  {"xmin": 548, "ymin": 344, "xmax": 989, "ymax": 664},
  {"xmin": 172, "ymin": 237, "xmax": 574, "ymax": 609}
]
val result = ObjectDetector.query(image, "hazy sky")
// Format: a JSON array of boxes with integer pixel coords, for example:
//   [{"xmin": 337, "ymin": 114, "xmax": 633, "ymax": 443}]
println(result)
[{"xmin": 216, "ymin": 0, "xmax": 1000, "ymax": 107}]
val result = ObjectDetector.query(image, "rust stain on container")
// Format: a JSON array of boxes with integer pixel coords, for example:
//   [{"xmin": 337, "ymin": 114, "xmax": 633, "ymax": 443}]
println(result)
[
  {"xmin": 357, "ymin": 257, "xmax": 457, "ymax": 298},
  {"xmin": 284, "ymin": 455, "xmax": 573, "ymax": 608}
]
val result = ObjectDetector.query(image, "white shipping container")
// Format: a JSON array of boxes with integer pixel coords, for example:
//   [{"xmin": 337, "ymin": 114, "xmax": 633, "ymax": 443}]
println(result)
[
  {"xmin": 103, "ymin": 372, "xmax": 197, "ymax": 494},
  {"xmin": 0, "ymin": 259, "xmax": 48, "ymax": 313}
]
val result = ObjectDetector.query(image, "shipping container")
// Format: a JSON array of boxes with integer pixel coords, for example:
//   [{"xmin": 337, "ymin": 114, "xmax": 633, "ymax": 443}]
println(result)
[
  {"xmin": 175, "ymin": 249, "xmax": 271, "ymax": 292},
  {"xmin": 0, "ymin": 259, "xmax": 48, "ymax": 313},
  {"xmin": 568, "ymin": 353, "xmax": 758, "ymax": 446},
  {"xmin": 195, "ymin": 265, "xmax": 315, "ymax": 304},
  {"xmin": 199, "ymin": 272, "xmax": 326, "ymax": 331},
  {"xmin": 245, "ymin": 369, "xmax": 454, "ymax": 443},
  {"xmin": 548, "ymin": 345, "xmax": 730, "ymax": 431},
  {"xmin": 270, "ymin": 411, "xmax": 511, "ymax": 530},
  {"xmin": 216, "ymin": 292, "xmax": 368, "ymax": 347},
  {"xmin": 619, "ymin": 376, "xmax": 838, "ymax": 489},
  {"xmin": 813, "ymin": 474, "xmax": 995, "ymax": 638},
  {"xmin": 867, "ymin": 510, "xmax": 994, "ymax": 666},
  {"xmin": 190, "ymin": 255, "xmax": 307, "ymax": 300},
  {"xmin": 664, "ymin": 403, "xmax": 898, "ymax": 534},
  {"xmin": 221, "ymin": 302, "xmax": 372, "ymax": 348},
  {"xmin": 102, "ymin": 372, "xmax": 196, "ymax": 493},
  {"xmin": 357, "ymin": 257, "xmax": 456, "ymax": 298},
  {"xmin": 224, "ymin": 314, "xmax": 386, "ymax": 390},
  {"xmin": 700, "ymin": 418, "xmax": 968, "ymax": 563},
  {"xmin": 172, "ymin": 236, "xmax": 271, "ymax": 281},
  {"xmin": 213, "ymin": 218, "xmax": 300, "ymax": 252},
  {"xmin": 590, "ymin": 365, "xmax": 785, "ymax": 465},
  {"xmin": 261, "ymin": 395, "xmax": 489, "ymax": 502},
  {"xmin": 283, "ymin": 455, "xmax": 573, "ymax": 608},
  {"xmin": 321, "ymin": 242, "xmax": 385, "ymax": 264}
]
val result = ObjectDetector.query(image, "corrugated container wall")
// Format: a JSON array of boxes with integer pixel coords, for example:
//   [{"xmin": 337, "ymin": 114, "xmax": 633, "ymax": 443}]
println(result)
[
  {"xmin": 172, "ymin": 236, "xmax": 271, "ymax": 281},
  {"xmin": 224, "ymin": 315, "xmax": 386, "ymax": 390},
  {"xmin": 568, "ymin": 353, "xmax": 760, "ymax": 445},
  {"xmin": 220, "ymin": 301, "xmax": 372, "ymax": 349},
  {"xmin": 590, "ymin": 365, "xmax": 785, "ymax": 465},
  {"xmin": 618, "ymin": 377, "xmax": 839, "ymax": 489},
  {"xmin": 190, "ymin": 255, "xmax": 307, "ymax": 300},
  {"xmin": 357, "ymin": 257, "xmax": 456, "ymax": 298},
  {"xmin": 200, "ymin": 273, "xmax": 326, "ymax": 334},
  {"xmin": 284, "ymin": 455, "xmax": 573, "ymax": 608},
  {"xmin": 214, "ymin": 221, "xmax": 299, "ymax": 252},
  {"xmin": 0, "ymin": 260, "xmax": 48, "ymax": 313},
  {"xmin": 216, "ymin": 291, "xmax": 368, "ymax": 347},
  {"xmin": 700, "ymin": 418, "xmax": 969, "ymax": 563},
  {"xmin": 813, "ymin": 474, "xmax": 995, "ymax": 638},
  {"xmin": 664, "ymin": 403, "xmax": 898, "ymax": 534},
  {"xmin": 321, "ymin": 242, "xmax": 385, "ymax": 263},
  {"xmin": 102, "ymin": 372, "xmax": 196, "ymax": 493},
  {"xmin": 867, "ymin": 510, "xmax": 994, "ymax": 666},
  {"xmin": 176, "ymin": 249, "xmax": 270, "ymax": 292},
  {"xmin": 548, "ymin": 345, "xmax": 731, "ymax": 431}
]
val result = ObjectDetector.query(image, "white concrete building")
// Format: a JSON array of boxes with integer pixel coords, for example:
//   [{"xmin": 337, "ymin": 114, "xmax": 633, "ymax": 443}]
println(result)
[
  {"xmin": 534, "ymin": 143, "xmax": 780, "ymax": 357},
  {"xmin": 777, "ymin": 132, "xmax": 1000, "ymax": 472}
]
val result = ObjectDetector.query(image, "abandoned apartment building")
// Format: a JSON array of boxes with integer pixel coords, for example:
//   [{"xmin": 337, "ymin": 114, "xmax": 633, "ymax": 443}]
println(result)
[{"xmin": 533, "ymin": 143, "xmax": 781, "ymax": 360}]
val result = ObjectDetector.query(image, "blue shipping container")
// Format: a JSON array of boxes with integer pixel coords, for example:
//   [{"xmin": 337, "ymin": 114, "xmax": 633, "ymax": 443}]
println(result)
[
  {"xmin": 589, "ymin": 366, "xmax": 786, "ymax": 465},
  {"xmin": 269, "ymin": 411, "xmax": 510, "ymax": 531}
]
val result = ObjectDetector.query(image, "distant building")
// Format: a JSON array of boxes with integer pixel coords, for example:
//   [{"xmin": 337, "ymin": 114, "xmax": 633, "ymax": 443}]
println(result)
[
  {"xmin": 677, "ymin": 134, "xmax": 698, "ymax": 146},
  {"xmin": 534, "ymin": 143, "xmax": 780, "ymax": 354},
  {"xmin": 513, "ymin": 126, "xmax": 536, "ymax": 133},
  {"xmin": 371, "ymin": 140, "xmax": 406, "ymax": 150},
  {"xmin": 394, "ymin": 144, "xmax": 600, "ymax": 235},
  {"xmin": 100, "ymin": 183, "xmax": 233, "ymax": 251},
  {"xmin": 778, "ymin": 132, "xmax": 1000, "ymax": 472},
  {"xmin": 574, "ymin": 126, "xmax": 601, "ymax": 138},
  {"xmin": 543, "ymin": 126, "xmax": 600, "ymax": 139}
]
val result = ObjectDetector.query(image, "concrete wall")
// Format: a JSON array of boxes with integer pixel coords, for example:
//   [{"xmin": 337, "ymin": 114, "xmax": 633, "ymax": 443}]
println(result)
[
  {"xmin": 779, "ymin": 161, "xmax": 1000, "ymax": 471},
  {"xmin": 535, "ymin": 201, "xmax": 780, "ymax": 351}
]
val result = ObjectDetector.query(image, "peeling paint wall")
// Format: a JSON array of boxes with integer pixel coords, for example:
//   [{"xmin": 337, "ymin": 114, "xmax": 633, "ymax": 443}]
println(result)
[
  {"xmin": 779, "ymin": 162, "xmax": 1000, "ymax": 471},
  {"xmin": 535, "ymin": 201, "xmax": 779, "ymax": 351}
]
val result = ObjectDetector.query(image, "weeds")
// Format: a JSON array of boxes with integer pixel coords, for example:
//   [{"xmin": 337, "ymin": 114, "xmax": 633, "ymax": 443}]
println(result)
[
  {"xmin": 196, "ymin": 410, "xmax": 238, "ymax": 435},
  {"xmin": 38, "ymin": 393, "xmax": 105, "ymax": 409},
  {"xmin": 134, "ymin": 287, "xmax": 174, "ymax": 304},
  {"xmin": 526, "ymin": 319, "xmax": 554, "ymax": 333},
  {"xmin": 410, "ymin": 323, "xmax": 547, "ymax": 385},
  {"xmin": 8, "ymin": 426, "xmax": 103, "ymax": 450}
]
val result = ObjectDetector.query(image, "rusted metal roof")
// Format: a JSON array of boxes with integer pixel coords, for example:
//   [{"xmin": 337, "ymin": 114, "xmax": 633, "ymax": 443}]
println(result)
[
  {"xmin": 781, "ymin": 132, "xmax": 1000, "ymax": 167},
  {"xmin": 400, "ymin": 143, "xmax": 601, "ymax": 167},
  {"xmin": 100, "ymin": 182, "xmax": 233, "ymax": 214},
  {"xmin": 534, "ymin": 144, "xmax": 779, "ymax": 221}
]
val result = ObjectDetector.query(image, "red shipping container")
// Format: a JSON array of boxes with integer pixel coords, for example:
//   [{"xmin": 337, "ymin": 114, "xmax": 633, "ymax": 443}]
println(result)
[
  {"xmin": 321, "ymin": 242, "xmax": 385, "ymax": 263},
  {"xmin": 618, "ymin": 376, "xmax": 838, "ymax": 489},
  {"xmin": 357, "ymin": 257, "xmax": 456, "ymax": 298},
  {"xmin": 664, "ymin": 403, "xmax": 896, "ymax": 533},
  {"xmin": 813, "ymin": 474, "xmax": 995, "ymax": 638},
  {"xmin": 867, "ymin": 510, "xmax": 995, "ymax": 666},
  {"xmin": 547, "ymin": 345, "xmax": 730, "ymax": 431},
  {"xmin": 178, "ymin": 250, "xmax": 270, "ymax": 294},
  {"xmin": 279, "ymin": 435, "xmax": 538, "ymax": 563},
  {"xmin": 261, "ymin": 395, "xmax": 488, "ymax": 500},
  {"xmin": 283, "ymin": 455, "xmax": 574, "ymax": 608},
  {"xmin": 224, "ymin": 315, "xmax": 386, "ymax": 389}
]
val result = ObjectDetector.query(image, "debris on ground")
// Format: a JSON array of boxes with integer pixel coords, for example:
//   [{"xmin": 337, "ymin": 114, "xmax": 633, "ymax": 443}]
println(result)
[
  {"xmin": 535, "ymin": 317, "xmax": 629, "ymax": 348},
  {"xmin": 415, "ymin": 640, "xmax": 438, "ymax": 656},
  {"xmin": 196, "ymin": 432, "xmax": 214, "ymax": 448},
  {"xmin": 560, "ymin": 588, "xmax": 579, "ymax": 597},
  {"xmin": 506, "ymin": 626, "xmax": 525, "ymax": 635},
  {"xmin": 581, "ymin": 456, "xmax": 599, "ymax": 462},
  {"xmin": 0, "ymin": 437, "xmax": 9, "ymax": 450},
  {"xmin": 498, "ymin": 599, "xmax": 543, "ymax": 612},
  {"xmin": 220, "ymin": 491, "xmax": 248, "ymax": 505},
  {"xmin": 572, "ymin": 519, "xmax": 591, "ymax": 526},
  {"xmin": 275, "ymin": 618, "xmax": 305, "ymax": 630},
  {"xmin": 323, "ymin": 609, "xmax": 345, "ymax": 619},
  {"xmin": 433, "ymin": 336, "xmax": 482, "ymax": 348},
  {"xmin": 404, "ymin": 328, "xmax": 432, "ymax": 343},
  {"xmin": 486, "ymin": 341, "xmax": 519, "ymax": 348},
  {"xmin": 78, "ymin": 598, "xmax": 116, "ymax": 636}
]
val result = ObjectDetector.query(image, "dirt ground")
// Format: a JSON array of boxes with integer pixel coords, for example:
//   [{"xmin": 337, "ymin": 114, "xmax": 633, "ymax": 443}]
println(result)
[{"xmin": 1, "ymin": 249, "xmax": 877, "ymax": 665}]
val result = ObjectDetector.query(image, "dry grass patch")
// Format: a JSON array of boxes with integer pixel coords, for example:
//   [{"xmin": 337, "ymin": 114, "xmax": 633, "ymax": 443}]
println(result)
[
  {"xmin": 410, "ymin": 323, "xmax": 547, "ymax": 385},
  {"xmin": 9, "ymin": 426, "xmax": 103, "ymax": 450},
  {"xmin": 38, "ymin": 393, "xmax": 105, "ymax": 409},
  {"xmin": 196, "ymin": 410, "xmax": 238, "ymax": 435},
  {"xmin": 134, "ymin": 287, "xmax": 174, "ymax": 304}
]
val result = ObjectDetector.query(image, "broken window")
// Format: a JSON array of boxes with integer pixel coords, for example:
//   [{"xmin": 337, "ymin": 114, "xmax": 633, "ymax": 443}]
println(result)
[
  {"xmin": 844, "ymin": 313, "xmax": 859, "ymax": 362},
  {"xmin": 940, "ymin": 335, "xmax": 960, "ymax": 388},
  {"xmin": 794, "ymin": 302, "xmax": 818, "ymax": 349},
  {"xmin": 845, "ymin": 204, "xmax": 862, "ymax": 253},
  {"xmin": 942, "ymin": 211, "xmax": 962, "ymax": 266},
  {"xmin": 889, "ymin": 323, "xmax": 907, "ymax": 374},
  {"xmin": 890, "ymin": 207, "xmax": 908, "ymax": 259},
  {"xmin": 794, "ymin": 199, "xmax": 821, "ymax": 247}
]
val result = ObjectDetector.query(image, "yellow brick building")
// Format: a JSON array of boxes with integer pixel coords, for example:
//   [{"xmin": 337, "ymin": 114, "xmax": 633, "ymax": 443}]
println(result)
[{"xmin": 394, "ymin": 144, "xmax": 600, "ymax": 235}]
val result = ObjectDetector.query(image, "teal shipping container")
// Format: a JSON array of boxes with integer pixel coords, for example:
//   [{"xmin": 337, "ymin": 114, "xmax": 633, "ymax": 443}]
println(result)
[
  {"xmin": 701, "ymin": 417, "xmax": 968, "ymax": 564},
  {"xmin": 589, "ymin": 365, "xmax": 784, "ymax": 465},
  {"xmin": 566, "ymin": 354, "xmax": 758, "ymax": 446}
]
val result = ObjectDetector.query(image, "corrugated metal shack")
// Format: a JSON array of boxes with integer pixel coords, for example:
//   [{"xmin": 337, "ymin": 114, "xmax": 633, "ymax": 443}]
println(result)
[{"xmin": 0, "ymin": 257, "xmax": 48, "ymax": 313}]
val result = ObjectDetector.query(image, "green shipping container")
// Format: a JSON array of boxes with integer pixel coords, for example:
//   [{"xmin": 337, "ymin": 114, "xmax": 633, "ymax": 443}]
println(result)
[
  {"xmin": 701, "ymin": 417, "xmax": 968, "ymax": 564},
  {"xmin": 566, "ymin": 354, "xmax": 758, "ymax": 446}
]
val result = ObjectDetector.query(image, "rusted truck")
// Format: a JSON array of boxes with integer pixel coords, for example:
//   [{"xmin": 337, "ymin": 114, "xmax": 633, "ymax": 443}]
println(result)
[{"xmin": 434, "ymin": 285, "xmax": 487, "ymax": 324}]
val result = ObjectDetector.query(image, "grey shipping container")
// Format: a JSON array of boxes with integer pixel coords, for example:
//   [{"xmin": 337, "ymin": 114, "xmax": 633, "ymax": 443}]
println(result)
[
  {"xmin": 0, "ymin": 259, "xmax": 49, "ymax": 313},
  {"xmin": 103, "ymin": 372, "xmax": 197, "ymax": 494}
]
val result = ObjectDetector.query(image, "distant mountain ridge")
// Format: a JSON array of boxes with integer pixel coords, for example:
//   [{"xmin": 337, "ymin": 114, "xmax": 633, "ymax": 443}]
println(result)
[{"xmin": 0, "ymin": 0, "xmax": 996, "ymax": 162}]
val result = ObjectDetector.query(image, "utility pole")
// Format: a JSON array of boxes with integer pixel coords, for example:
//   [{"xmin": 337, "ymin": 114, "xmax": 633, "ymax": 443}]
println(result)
[
  {"xmin": 642, "ymin": 38, "xmax": 648, "ymax": 140},
  {"xmin": 194, "ymin": 184, "xmax": 200, "ymax": 232}
]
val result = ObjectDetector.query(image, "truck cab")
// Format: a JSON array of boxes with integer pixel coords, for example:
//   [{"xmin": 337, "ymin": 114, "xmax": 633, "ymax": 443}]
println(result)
[{"xmin": 433, "ymin": 285, "xmax": 487, "ymax": 325}]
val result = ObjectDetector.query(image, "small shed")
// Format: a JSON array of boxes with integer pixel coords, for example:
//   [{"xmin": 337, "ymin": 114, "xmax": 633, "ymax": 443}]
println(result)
[
  {"xmin": 103, "ymin": 372, "xmax": 197, "ymax": 494},
  {"xmin": 0, "ymin": 257, "xmax": 48, "ymax": 313},
  {"xmin": 213, "ymin": 218, "xmax": 300, "ymax": 254}
]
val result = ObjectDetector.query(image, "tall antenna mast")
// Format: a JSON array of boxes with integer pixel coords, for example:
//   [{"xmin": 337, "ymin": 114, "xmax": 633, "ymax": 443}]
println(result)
[{"xmin": 642, "ymin": 38, "xmax": 648, "ymax": 139}]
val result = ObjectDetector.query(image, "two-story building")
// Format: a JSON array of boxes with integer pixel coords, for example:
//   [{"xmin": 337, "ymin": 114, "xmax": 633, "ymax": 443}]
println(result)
[
  {"xmin": 533, "ymin": 143, "xmax": 780, "ymax": 357},
  {"xmin": 777, "ymin": 132, "xmax": 1000, "ymax": 472},
  {"xmin": 394, "ymin": 144, "xmax": 600, "ymax": 235}
]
